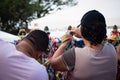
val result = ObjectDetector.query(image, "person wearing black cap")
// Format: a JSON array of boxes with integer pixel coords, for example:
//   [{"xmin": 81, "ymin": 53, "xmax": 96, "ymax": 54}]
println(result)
[
  {"xmin": 50, "ymin": 10, "xmax": 117, "ymax": 80},
  {"xmin": 0, "ymin": 30, "xmax": 49, "ymax": 80}
]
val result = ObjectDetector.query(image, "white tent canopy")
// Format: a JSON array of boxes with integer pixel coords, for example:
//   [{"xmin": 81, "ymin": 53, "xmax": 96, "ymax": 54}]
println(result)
[
  {"xmin": 29, "ymin": 0, "xmax": 120, "ymax": 30},
  {"xmin": 0, "ymin": 31, "xmax": 19, "ymax": 42}
]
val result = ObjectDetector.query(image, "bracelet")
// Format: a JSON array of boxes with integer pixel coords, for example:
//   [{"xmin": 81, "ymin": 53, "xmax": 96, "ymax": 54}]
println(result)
[{"xmin": 62, "ymin": 37, "xmax": 70, "ymax": 43}]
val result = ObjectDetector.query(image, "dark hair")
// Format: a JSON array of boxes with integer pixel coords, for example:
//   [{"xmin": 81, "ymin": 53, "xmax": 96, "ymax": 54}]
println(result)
[
  {"xmin": 24, "ymin": 30, "xmax": 49, "ymax": 52},
  {"xmin": 113, "ymin": 25, "xmax": 118, "ymax": 29},
  {"xmin": 44, "ymin": 26, "xmax": 49, "ymax": 31},
  {"xmin": 80, "ymin": 10, "xmax": 107, "ymax": 45},
  {"xmin": 44, "ymin": 26, "xmax": 50, "ymax": 34},
  {"xmin": 68, "ymin": 25, "xmax": 72, "ymax": 30}
]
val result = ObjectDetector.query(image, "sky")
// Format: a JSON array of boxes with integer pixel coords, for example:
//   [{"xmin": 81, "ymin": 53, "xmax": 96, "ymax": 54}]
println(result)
[
  {"xmin": 29, "ymin": 0, "xmax": 120, "ymax": 30},
  {"xmin": 77, "ymin": 0, "xmax": 120, "ymax": 18}
]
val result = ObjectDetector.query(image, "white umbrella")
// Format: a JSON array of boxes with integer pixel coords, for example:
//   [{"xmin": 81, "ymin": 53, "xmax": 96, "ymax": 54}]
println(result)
[
  {"xmin": 29, "ymin": 0, "xmax": 120, "ymax": 30},
  {"xmin": 0, "ymin": 31, "xmax": 19, "ymax": 42}
]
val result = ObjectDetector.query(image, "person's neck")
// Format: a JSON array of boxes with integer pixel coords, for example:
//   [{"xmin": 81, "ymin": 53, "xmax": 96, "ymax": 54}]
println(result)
[
  {"xmin": 83, "ymin": 38, "xmax": 104, "ymax": 51},
  {"xmin": 16, "ymin": 40, "xmax": 35, "ymax": 58}
]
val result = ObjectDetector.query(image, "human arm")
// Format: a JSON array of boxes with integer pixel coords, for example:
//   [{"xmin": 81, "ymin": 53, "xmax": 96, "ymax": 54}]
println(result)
[
  {"xmin": 117, "ymin": 44, "xmax": 120, "ymax": 61},
  {"xmin": 50, "ymin": 34, "xmax": 72, "ymax": 71}
]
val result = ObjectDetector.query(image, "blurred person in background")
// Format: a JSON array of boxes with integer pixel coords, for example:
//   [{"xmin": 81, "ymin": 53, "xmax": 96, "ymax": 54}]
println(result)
[
  {"xmin": 107, "ymin": 25, "xmax": 120, "ymax": 47},
  {"xmin": 110, "ymin": 25, "xmax": 120, "ymax": 39}
]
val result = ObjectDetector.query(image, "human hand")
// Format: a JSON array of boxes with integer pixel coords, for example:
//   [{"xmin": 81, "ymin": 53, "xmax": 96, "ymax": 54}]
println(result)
[
  {"xmin": 70, "ymin": 27, "xmax": 81, "ymax": 38},
  {"xmin": 61, "ymin": 34, "xmax": 72, "ymax": 44}
]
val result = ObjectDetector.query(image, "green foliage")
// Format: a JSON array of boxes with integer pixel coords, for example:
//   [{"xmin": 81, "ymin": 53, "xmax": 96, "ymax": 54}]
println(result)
[
  {"xmin": 0, "ymin": 0, "xmax": 77, "ymax": 34},
  {"xmin": 0, "ymin": 0, "xmax": 35, "ymax": 32},
  {"xmin": 37, "ymin": 0, "xmax": 77, "ymax": 17}
]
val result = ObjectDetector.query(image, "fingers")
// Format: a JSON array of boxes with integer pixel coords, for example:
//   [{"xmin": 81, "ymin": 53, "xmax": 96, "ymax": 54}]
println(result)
[
  {"xmin": 70, "ymin": 28, "xmax": 81, "ymax": 38},
  {"xmin": 61, "ymin": 34, "xmax": 72, "ymax": 43}
]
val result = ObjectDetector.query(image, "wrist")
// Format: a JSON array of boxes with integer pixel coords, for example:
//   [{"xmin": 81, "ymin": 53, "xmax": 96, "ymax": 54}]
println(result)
[{"xmin": 61, "ymin": 42, "xmax": 68, "ymax": 48}]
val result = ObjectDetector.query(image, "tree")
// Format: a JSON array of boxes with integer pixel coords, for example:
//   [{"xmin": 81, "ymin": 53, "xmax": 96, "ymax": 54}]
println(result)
[
  {"xmin": 0, "ymin": 0, "xmax": 77, "ymax": 34},
  {"xmin": 0, "ymin": 0, "xmax": 36, "ymax": 33},
  {"xmin": 37, "ymin": 0, "xmax": 77, "ymax": 17}
]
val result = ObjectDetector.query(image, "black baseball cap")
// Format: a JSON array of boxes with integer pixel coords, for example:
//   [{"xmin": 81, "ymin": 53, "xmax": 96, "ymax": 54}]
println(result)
[{"xmin": 81, "ymin": 10, "xmax": 106, "ymax": 27}]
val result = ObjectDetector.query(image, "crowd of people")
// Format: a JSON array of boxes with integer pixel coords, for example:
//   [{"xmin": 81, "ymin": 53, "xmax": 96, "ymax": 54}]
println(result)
[{"xmin": 0, "ymin": 10, "xmax": 120, "ymax": 80}]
